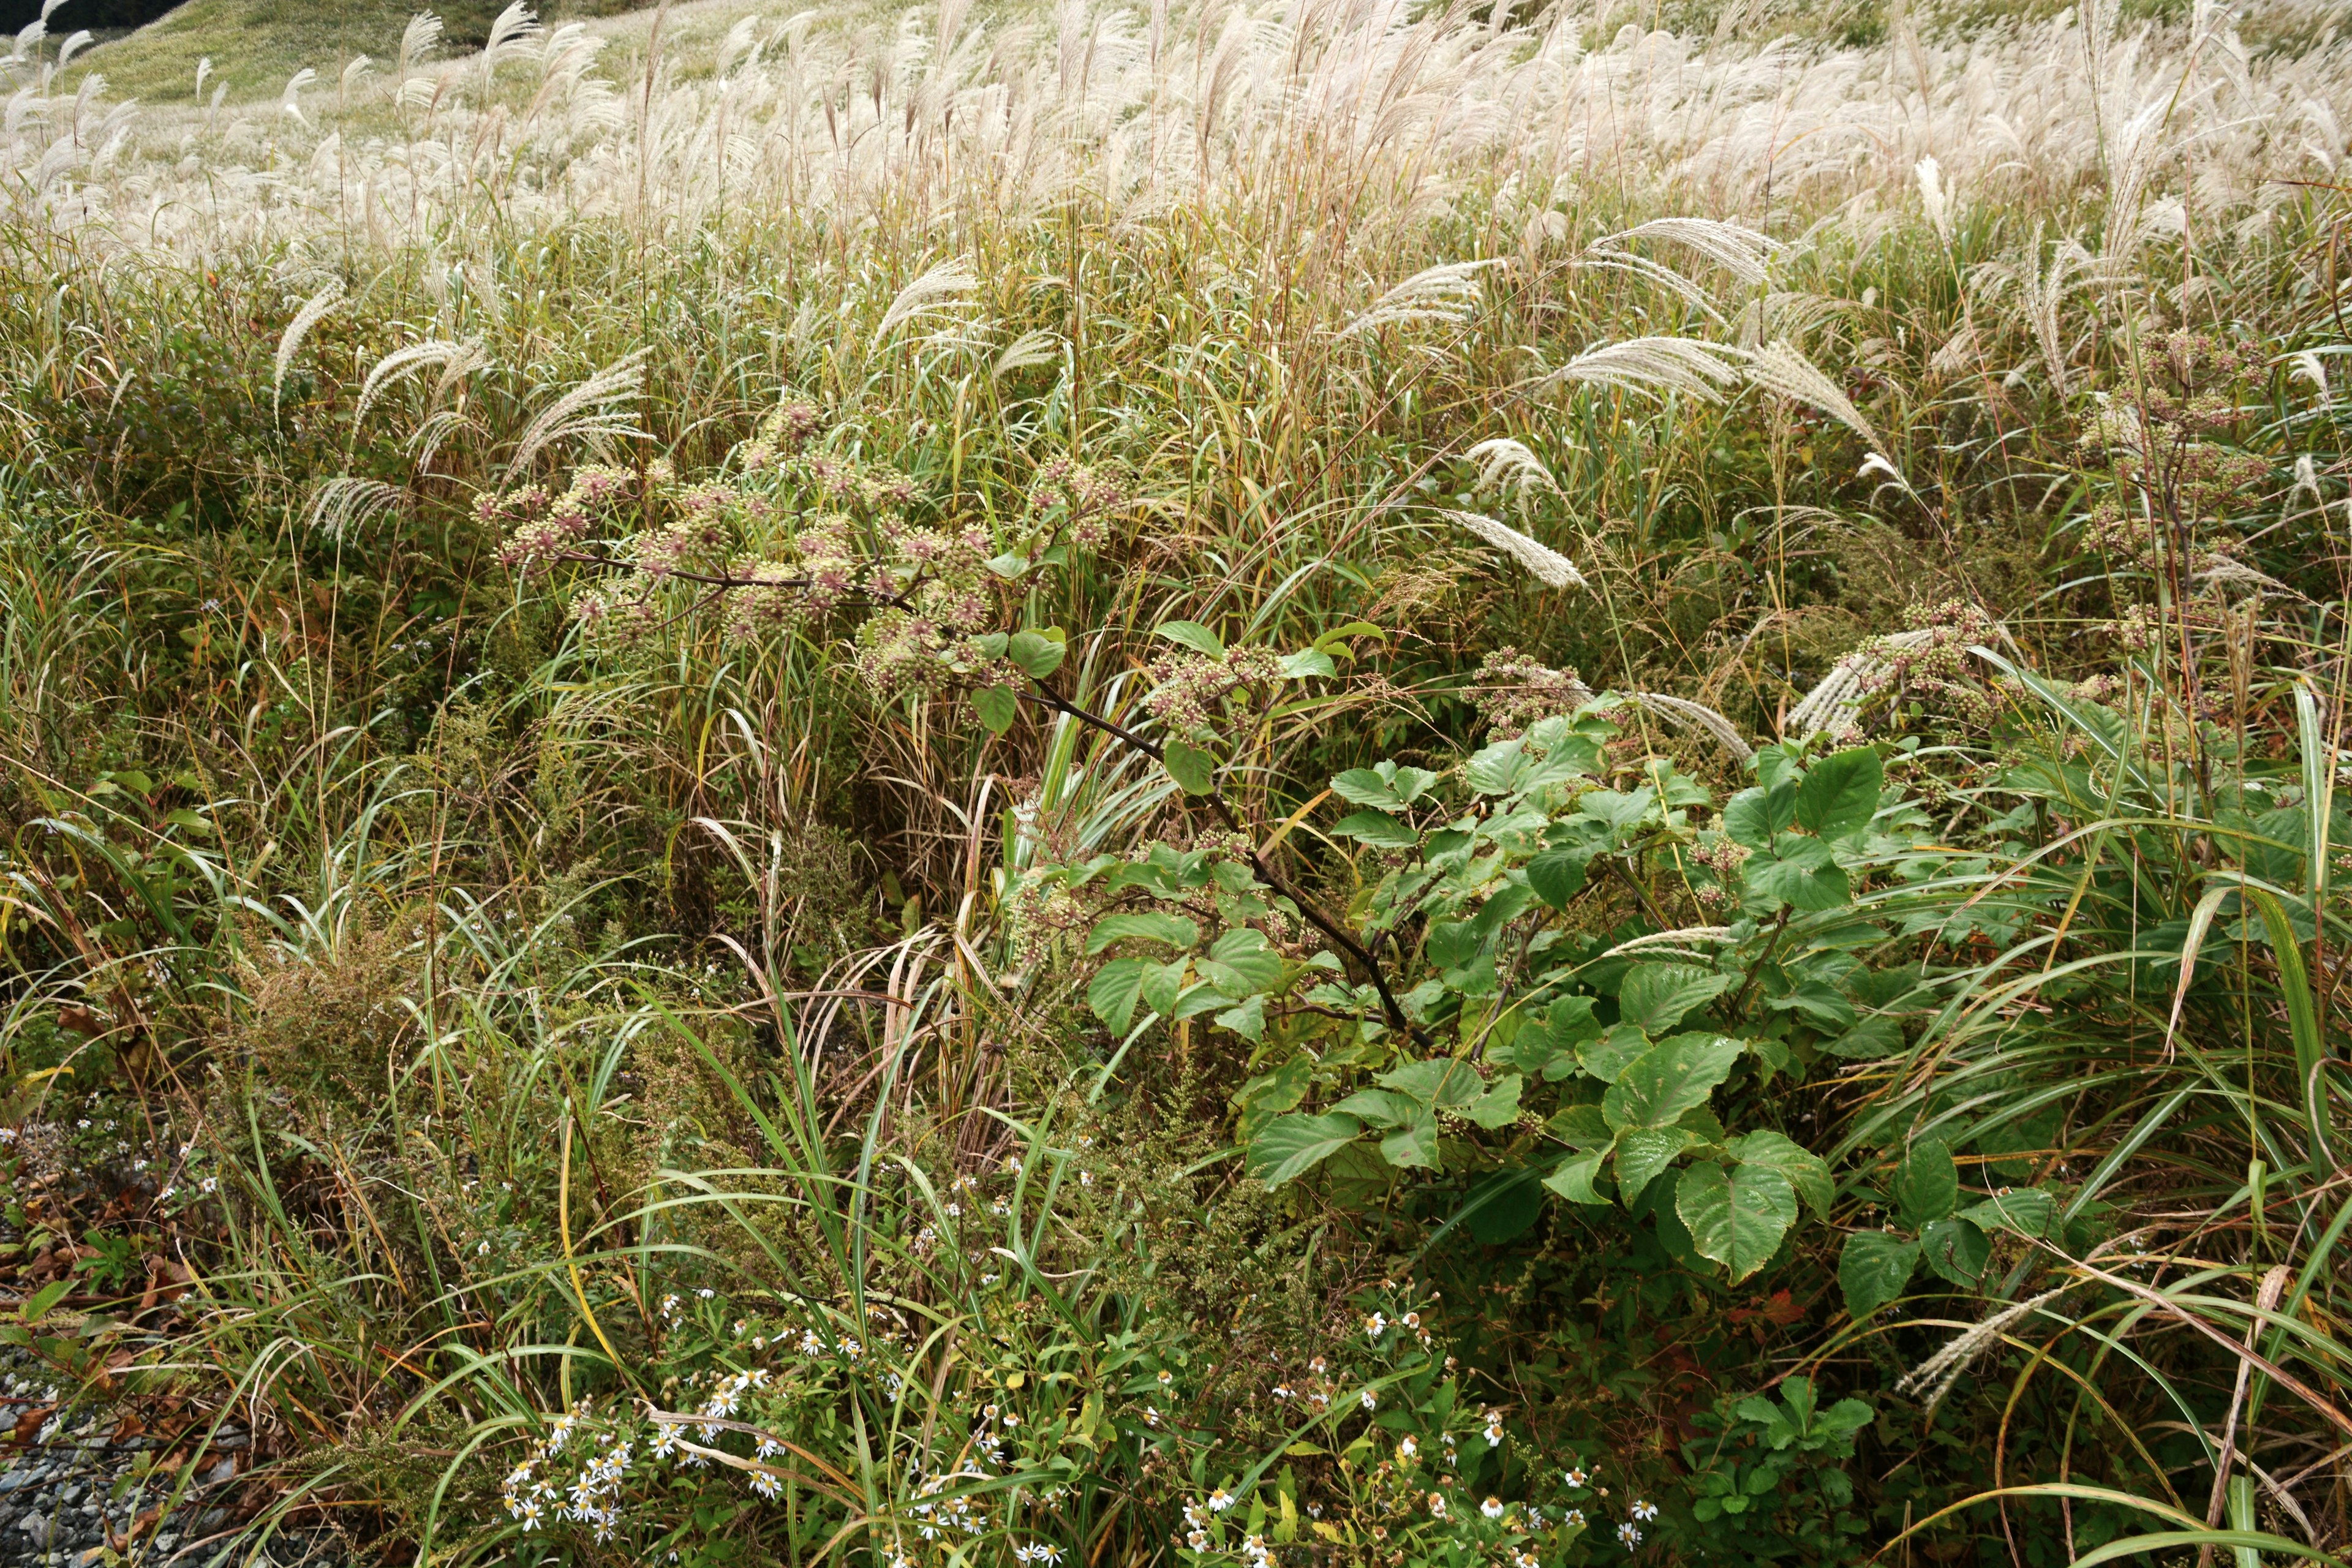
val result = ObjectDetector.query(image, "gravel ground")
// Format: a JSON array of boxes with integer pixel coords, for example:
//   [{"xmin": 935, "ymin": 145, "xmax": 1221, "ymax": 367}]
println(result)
[{"xmin": 0, "ymin": 1376, "xmax": 355, "ymax": 1568}]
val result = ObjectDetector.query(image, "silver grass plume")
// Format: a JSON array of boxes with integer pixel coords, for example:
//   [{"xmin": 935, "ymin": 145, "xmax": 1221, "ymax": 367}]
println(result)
[
  {"xmin": 1748, "ymin": 339, "xmax": 1880, "ymax": 448},
  {"xmin": 1602, "ymin": 927, "xmax": 1739, "ymax": 962},
  {"xmin": 993, "ymin": 328, "xmax": 1063, "ymax": 382},
  {"xmin": 1547, "ymin": 337, "xmax": 1747, "ymax": 404},
  {"xmin": 1897, "ymin": 1286, "xmax": 2071, "ymax": 1420},
  {"xmin": 303, "ymin": 478, "xmax": 410, "ymax": 538},
  {"xmin": 399, "ymin": 12, "xmax": 443, "ymax": 80},
  {"xmin": 874, "ymin": 257, "xmax": 981, "ymax": 348},
  {"xmin": 274, "ymin": 279, "xmax": 345, "ymax": 418},
  {"xmin": 1915, "ymin": 156, "xmax": 1954, "ymax": 246},
  {"xmin": 1339, "ymin": 259, "xmax": 1507, "ymax": 339},
  {"xmin": 1785, "ymin": 628, "xmax": 1933, "ymax": 741},
  {"xmin": 1463, "ymin": 437, "xmax": 1558, "ymax": 505},
  {"xmin": 353, "ymin": 337, "xmax": 486, "ymax": 429},
  {"xmin": 503, "ymin": 349, "xmax": 649, "ymax": 482},
  {"xmin": 1632, "ymin": 692, "xmax": 1755, "ymax": 761},
  {"xmin": 1448, "ymin": 510, "xmax": 1585, "ymax": 589},
  {"xmin": 280, "ymin": 67, "xmax": 317, "ymax": 128},
  {"xmin": 1597, "ymin": 216, "xmax": 1776, "ymax": 287}
]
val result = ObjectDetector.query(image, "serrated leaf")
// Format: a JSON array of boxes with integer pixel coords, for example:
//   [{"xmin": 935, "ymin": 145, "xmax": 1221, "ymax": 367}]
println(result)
[
  {"xmin": 1155, "ymin": 620, "xmax": 1226, "ymax": 658},
  {"xmin": 1894, "ymin": 1137, "xmax": 1958, "ymax": 1226},
  {"xmin": 1333, "ymin": 810, "xmax": 1419, "ymax": 849},
  {"xmin": 1743, "ymin": 836, "xmax": 1852, "ymax": 911},
  {"xmin": 1381, "ymin": 1112, "xmax": 1441, "ymax": 1170},
  {"xmin": 1920, "ymin": 1215, "xmax": 1991, "ymax": 1286},
  {"xmin": 971, "ymin": 684, "xmax": 1019, "ymax": 734},
  {"xmin": 1330, "ymin": 768, "xmax": 1401, "ymax": 807},
  {"xmin": 1328, "ymin": 1088, "xmax": 1416, "ymax": 1128},
  {"xmin": 1139, "ymin": 958, "xmax": 1190, "ymax": 1017},
  {"xmin": 1248, "ymin": 1113, "xmax": 1362, "ymax": 1185},
  {"xmin": 1612, "ymin": 1126, "xmax": 1695, "ymax": 1205},
  {"xmin": 1678, "ymin": 1161, "xmax": 1798, "ymax": 1283},
  {"xmin": 1463, "ymin": 1073, "xmax": 1524, "ymax": 1129},
  {"xmin": 1085, "ymin": 911, "xmax": 1201, "ymax": 956},
  {"xmin": 1962, "ymin": 1187, "xmax": 2058, "ymax": 1238},
  {"xmin": 1200, "ymin": 927, "xmax": 1283, "ymax": 995},
  {"xmin": 1578, "ymin": 1022, "xmax": 1654, "ymax": 1084},
  {"xmin": 1618, "ymin": 963, "xmax": 1733, "ymax": 1034},
  {"xmin": 1466, "ymin": 739, "xmax": 1529, "ymax": 797},
  {"xmin": 1544, "ymin": 1151, "xmax": 1609, "ymax": 1205},
  {"xmin": 1377, "ymin": 1056, "xmax": 1485, "ymax": 1109},
  {"xmin": 1765, "ymin": 980, "xmax": 1856, "ymax": 1029},
  {"xmin": 1722, "ymin": 782, "xmax": 1796, "ymax": 850},
  {"xmin": 1008, "ymin": 628, "xmax": 1067, "ymax": 678},
  {"xmin": 1796, "ymin": 747, "xmax": 1883, "ymax": 839},
  {"xmin": 1087, "ymin": 957, "xmax": 1150, "ymax": 1032},
  {"xmin": 1526, "ymin": 847, "xmax": 1591, "ymax": 909},
  {"xmin": 1839, "ymin": 1231, "xmax": 1918, "ymax": 1320},
  {"xmin": 1726, "ymin": 1129, "xmax": 1833, "ymax": 1218},
  {"xmin": 1214, "ymin": 995, "xmax": 1267, "ymax": 1039},
  {"xmin": 1163, "ymin": 740, "xmax": 1219, "ymax": 795},
  {"xmin": 984, "ymin": 551, "xmax": 1034, "ymax": 578},
  {"xmin": 1603, "ymin": 1033, "xmax": 1744, "ymax": 1129}
]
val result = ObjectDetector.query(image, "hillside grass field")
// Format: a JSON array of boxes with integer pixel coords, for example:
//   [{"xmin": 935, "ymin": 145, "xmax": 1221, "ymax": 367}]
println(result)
[{"xmin": 4, "ymin": 0, "xmax": 2352, "ymax": 1564}]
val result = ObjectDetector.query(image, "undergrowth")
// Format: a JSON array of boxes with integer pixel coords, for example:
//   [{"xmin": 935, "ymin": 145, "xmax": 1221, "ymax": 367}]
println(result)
[{"xmin": 1, "ymin": 0, "xmax": 2351, "ymax": 1563}]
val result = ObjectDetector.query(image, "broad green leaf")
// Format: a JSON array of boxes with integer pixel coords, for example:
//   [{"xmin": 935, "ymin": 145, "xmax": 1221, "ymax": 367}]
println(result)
[
  {"xmin": 1199, "ymin": 928, "xmax": 1283, "ymax": 995},
  {"xmin": 1248, "ymin": 1113, "xmax": 1363, "ymax": 1185},
  {"xmin": 1378, "ymin": 1056, "xmax": 1485, "ymax": 1110},
  {"xmin": 1085, "ymin": 911, "xmax": 1200, "ymax": 956},
  {"xmin": 1087, "ymin": 957, "xmax": 1150, "ymax": 1031},
  {"xmin": 1721, "ymin": 782, "xmax": 1796, "ymax": 850},
  {"xmin": 1471, "ymin": 882, "xmax": 1537, "ymax": 938},
  {"xmin": 1312, "ymin": 620, "xmax": 1387, "ymax": 654},
  {"xmin": 1894, "ymin": 1137, "xmax": 1959, "ymax": 1226},
  {"xmin": 1765, "ymin": 980, "xmax": 1856, "ymax": 1030},
  {"xmin": 1463, "ymin": 1073, "xmax": 1524, "ymax": 1129},
  {"xmin": 1278, "ymin": 648, "xmax": 1337, "ymax": 679},
  {"xmin": 1962, "ymin": 1187, "xmax": 2058, "ymax": 1238},
  {"xmin": 1526, "ymin": 846, "xmax": 1591, "ymax": 909},
  {"xmin": 1500, "ymin": 996, "xmax": 1598, "ymax": 1080},
  {"xmin": 1214, "ymin": 995, "xmax": 1267, "ymax": 1039},
  {"xmin": 1920, "ymin": 1215, "xmax": 1991, "ymax": 1286},
  {"xmin": 1330, "ymin": 761, "xmax": 1437, "ymax": 808},
  {"xmin": 1544, "ymin": 1151, "xmax": 1609, "ymax": 1206},
  {"xmin": 1328, "ymin": 1089, "xmax": 1417, "ymax": 1128},
  {"xmin": 1333, "ymin": 810, "xmax": 1419, "ymax": 849},
  {"xmin": 1163, "ymin": 740, "xmax": 1219, "ymax": 795},
  {"xmin": 1235, "ymin": 1057, "xmax": 1311, "ymax": 1116},
  {"xmin": 971, "ymin": 684, "xmax": 1019, "ymax": 735},
  {"xmin": 1578, "ymin": 1022, "xmax": 1654, "ymax": 1084},
  {"xmin": 1613, "ymin": 1126, "xmax": 1695, "ymax": 1205},
  {"xmin": 1008, "ymin": 628, "xmax": 1067, "ymax": 678},
  {"xmin": 1618, "ymin": 963, "xmax": 1733, "ymax": 1034},
  {"xmin": 1727, "ymin": 1129, "xmax": 1834, "ymax": 1218},
  {"xmin": 1744, "ymin": 835, "xmax": 1852, "ymax": 911},
  {"xmin": 1603, "ymin": 1033, "xmax": 1744, "ymax": 1130},
  {"xmin": 1381, "ymin": 1112, "xmax": 1442, "ymax": 1170},
  {"xmin": 1139, "ymin": 958, "xmax": 1191, "ymax": 1017},
  {"xmin": 1678, "ymin": 1161, "xmax": 1798, "ymax": 1283},
  {"xmin": 1425, "ymin": 921, "xmax": 1482, "ymax": 970},
  {"xmin": 1466, "ymin": 739, "xmax": 1529, "ymax": 797},
  {"xmin": 1577, "ymin": 786, "xmax": 1656, "ymax": 833},
  {"xmin": 1546, "ymin": 1102, "xmax": 1613, "ymax": 1146},
  {"xmin": 1838, "ymin": 1229, "xmax": 1918, "ymax": 1320},
  {"xmin": 1154, "ymin": 619, "xmax": 1227, "ymax": 657},
  {"xmin": 1796, "ymin": 747, "xmax": 1883, "ymax": 839},
  {"xmin": 1172, "ymin": 983, "xmax": 1232, "ymax": 1022}
]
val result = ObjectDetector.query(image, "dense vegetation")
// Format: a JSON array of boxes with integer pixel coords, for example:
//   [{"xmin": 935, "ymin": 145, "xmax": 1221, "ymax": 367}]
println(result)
[{"xmin": 2, "ymin": 0, "xmax": 2351, "ymax": 1562}]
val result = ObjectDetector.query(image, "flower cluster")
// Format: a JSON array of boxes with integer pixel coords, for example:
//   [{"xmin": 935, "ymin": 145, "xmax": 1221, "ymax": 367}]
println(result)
[
  {"xmin": 1028, "ymin": 458, "xmax": 1129, "ymax": 548},
  {"xmin": 1466, "ymin": 649, "xmax": 1597, "ymax": 741},
  {"xmin": 500, "ymin": 1401, "xmax": 637, "ymax": 1542},
  {"xmin": 1143, "ymin": 646, "xmax": 1285, "ymax": 734}
]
